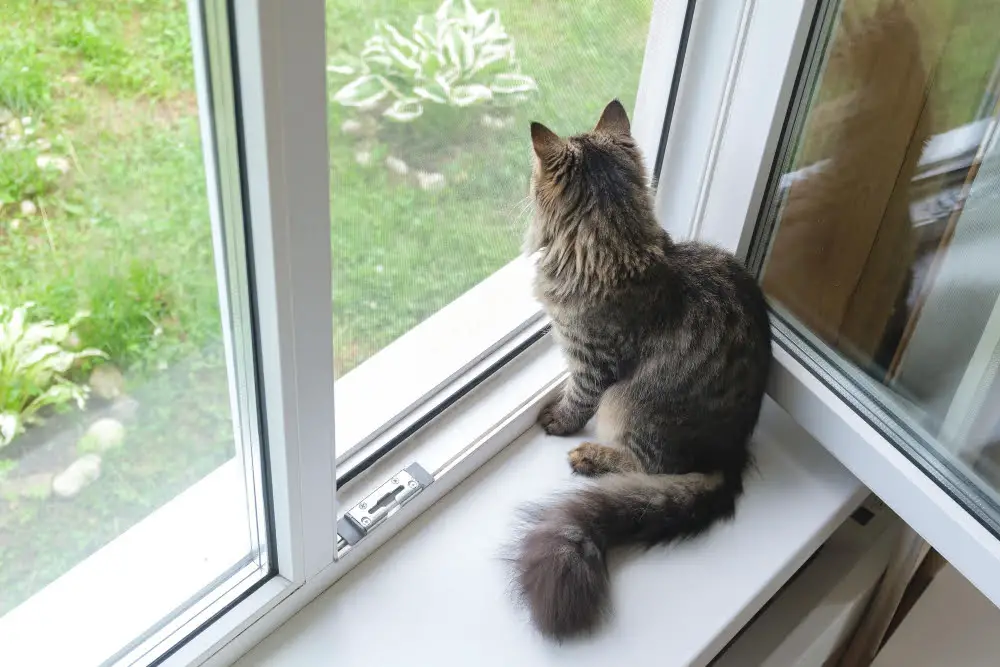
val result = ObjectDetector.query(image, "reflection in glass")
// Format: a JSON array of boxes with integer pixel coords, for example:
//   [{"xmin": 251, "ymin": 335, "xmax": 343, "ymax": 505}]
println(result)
[{"xmin": 756, "ymin": 1, "xmax": 1000, "ymax": 502}]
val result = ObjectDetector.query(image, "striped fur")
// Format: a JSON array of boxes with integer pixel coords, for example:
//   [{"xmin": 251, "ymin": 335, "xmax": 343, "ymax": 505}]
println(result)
[{"xmin": 512, "ymin": 100, "xmax": 772, "ymax": 640}]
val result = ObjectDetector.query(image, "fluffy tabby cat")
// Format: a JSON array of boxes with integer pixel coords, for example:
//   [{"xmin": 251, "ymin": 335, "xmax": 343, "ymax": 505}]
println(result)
[{"xmin": 512, "ymin": 100, "xmax": 772, "ymax": 640}]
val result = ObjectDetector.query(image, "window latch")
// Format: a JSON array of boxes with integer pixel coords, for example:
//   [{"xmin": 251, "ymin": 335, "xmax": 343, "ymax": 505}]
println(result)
[{"xmin": 337, "ymin": 463, "xmax": 433, "ymax": 550}]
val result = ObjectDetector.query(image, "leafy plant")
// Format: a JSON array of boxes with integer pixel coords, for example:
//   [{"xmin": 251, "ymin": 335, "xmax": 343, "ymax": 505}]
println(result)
[
  {"xmin": 329, "ymin": 0, "xmax": 537, "ymax": 123},
  {"xmin": 0, "ymin": 303, "xmax": 106, "ymax": 447}
]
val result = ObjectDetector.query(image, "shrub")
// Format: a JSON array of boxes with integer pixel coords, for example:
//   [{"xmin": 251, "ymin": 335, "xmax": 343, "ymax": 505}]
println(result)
[
  {"xmin": 329, "ymin": 0, "xmax": 537, "ymax": 124},
  {"xmin": 0, "ymin": 303, "xmax": 105, "ymax": 447}
]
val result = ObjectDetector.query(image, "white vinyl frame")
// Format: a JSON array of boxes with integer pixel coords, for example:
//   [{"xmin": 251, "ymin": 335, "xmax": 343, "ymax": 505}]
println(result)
[
  {"xmin": 157, "ymin": 0, "xmax": 340, "ymax": 662},
  {"xmin": 663, "ymin": 0, "xmax": 1000, "ymax": 610}
]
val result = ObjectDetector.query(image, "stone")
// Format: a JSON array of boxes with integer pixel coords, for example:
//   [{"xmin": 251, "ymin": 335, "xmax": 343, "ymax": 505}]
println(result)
[
  {"xmin": 415, "ymin": 171, "xmax": 446, "ymax": 191},
  {"xmin": 77, "ymin": 418, "xmax": 126, "ymax": 454},
  {"xmin": 480, "ymin": 113, "xmax": 514, "ymax": 130},
  {"xmin": 341, "ymin": 118, "xmax": 363, "ymax": 135},
  {"xmin": 19, "ymin": 200, "xmax": 37, "ymax": 216},
  {"xmin": 354, "ymin": 150, "xmax": 373, "ymax": 167},
  {"xmin": 89, "ymin": 364, "xmax": 125, "ymax": 399},
  {"xmin": 36, "ymin": 154, "xmax": 71, "ymax": 174},
  {"xmin": 385, "ymin": 155, "xmax": 409, "ymax": 176},
  {"xmin": 52, "ymin": 454, "xmax": 102, "ymax": 498}
]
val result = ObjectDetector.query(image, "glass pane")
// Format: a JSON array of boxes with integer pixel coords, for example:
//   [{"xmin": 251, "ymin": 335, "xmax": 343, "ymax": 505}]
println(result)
[
  {"xmin": 754, "ymin": 0, "xmax": 1000, "ymax": 522},
  {"xmin": 0, "ymin": 0, "xmax": 267, "ymax": 663},
  {"xmin": 325, "ymin": 0, "xmax": 656, "ymax": 438}
]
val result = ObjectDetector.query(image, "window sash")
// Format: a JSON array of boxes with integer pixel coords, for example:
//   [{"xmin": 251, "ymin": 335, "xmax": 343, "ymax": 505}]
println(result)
[
  {"xmin": 666, "ymin": 0, "xmax": 1000, "ymax": 608},
  {"xmin": 229, "ymin": 0, "xmax": 337, "ymax": 584}
]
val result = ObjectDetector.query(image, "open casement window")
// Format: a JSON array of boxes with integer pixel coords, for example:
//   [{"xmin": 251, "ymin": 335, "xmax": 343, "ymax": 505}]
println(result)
[
  {"xmin": 659, "ymin": 0, "xmax": 1000, "ymax": 609},
  {"xmin": 0, "ymin": 0, "xmax": 694, "ymax": 664}
]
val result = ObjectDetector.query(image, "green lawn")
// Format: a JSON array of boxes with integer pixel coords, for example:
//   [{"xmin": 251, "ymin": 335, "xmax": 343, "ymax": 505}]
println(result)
[{"xmin": 0, "ymin": 0, "xmax": 653, "ymax": 614}]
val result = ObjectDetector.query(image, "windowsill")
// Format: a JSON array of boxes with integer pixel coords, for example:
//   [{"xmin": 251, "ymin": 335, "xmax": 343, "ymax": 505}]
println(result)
[{"xmin": 236, "ymin": 399, "xmax": 865, "ymax": 667}]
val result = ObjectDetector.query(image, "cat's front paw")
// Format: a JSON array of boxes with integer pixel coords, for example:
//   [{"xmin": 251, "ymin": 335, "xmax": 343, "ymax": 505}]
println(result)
[
  {"xmin": 568, "ymin": 442, "xmax": 603, "ymax": 476},
  {"xmin": 538, "ymin": 401, "xmax": 582, "ymax": 436}
]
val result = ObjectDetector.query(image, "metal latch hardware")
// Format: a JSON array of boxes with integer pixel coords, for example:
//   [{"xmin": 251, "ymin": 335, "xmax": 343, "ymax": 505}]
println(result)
[{"xmin": 337, "ymin": 463, "xmax": 433, "ymax": 548}]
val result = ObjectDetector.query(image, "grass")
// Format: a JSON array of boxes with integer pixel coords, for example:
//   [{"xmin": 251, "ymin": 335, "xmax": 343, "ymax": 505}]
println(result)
[
  {"xmin": 325, "ymin": 0, "xmax": 653, "ymax": 367},
  {"xmin": 0, "ymin": 0, "xmax": 653, "ymax": 614}
]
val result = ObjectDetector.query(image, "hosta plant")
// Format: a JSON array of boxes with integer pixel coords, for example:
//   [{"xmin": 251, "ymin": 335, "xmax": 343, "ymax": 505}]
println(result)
[
  {"xmin": 329, "ymin": 0, "xmax": 537, "ymax": 123},
  {"xmin": 0, "ymin": 303, "xmax": 106, "ymax": 447}
]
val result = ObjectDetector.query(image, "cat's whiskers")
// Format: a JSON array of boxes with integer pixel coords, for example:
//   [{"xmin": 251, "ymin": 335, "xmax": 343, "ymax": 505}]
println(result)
[{"xmin": 508, "ymin": 195, "xmax": 535, "ymax": 235}]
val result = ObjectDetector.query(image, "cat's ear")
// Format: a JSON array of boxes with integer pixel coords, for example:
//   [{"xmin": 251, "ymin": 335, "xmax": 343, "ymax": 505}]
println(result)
[
  {"xmin": 594, "ymin": 99, "xmax": 630, "ymax": 136},
  {"xmin": 531, "ymin": 122, "xmax": 565, "ymax": 164}
]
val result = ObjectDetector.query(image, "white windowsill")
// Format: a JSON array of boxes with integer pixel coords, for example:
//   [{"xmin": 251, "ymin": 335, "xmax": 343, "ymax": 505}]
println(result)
[{"xmin": 236, "ymin": 399, "xmax": 865, "ymax": 667}]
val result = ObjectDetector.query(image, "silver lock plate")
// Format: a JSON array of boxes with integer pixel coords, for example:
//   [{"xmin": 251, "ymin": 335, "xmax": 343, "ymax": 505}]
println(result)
[{"xmin": 337, "ymin": 463, "xmax": 432, "ymax": 548}]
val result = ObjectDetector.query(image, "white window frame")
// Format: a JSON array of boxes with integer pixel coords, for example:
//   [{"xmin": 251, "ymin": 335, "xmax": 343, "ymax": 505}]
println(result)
[{"xmin": 661, "ymin": 0, "xmax": 1000, "ymax": 608}]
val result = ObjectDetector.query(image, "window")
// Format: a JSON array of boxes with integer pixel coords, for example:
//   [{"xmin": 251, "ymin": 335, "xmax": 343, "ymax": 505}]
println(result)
[
  {"xmin": 0, "ymin": 0, "xmax": 271, "ymax": 664},
  {"xmin": 0, "ymin": 0, "xmax": 692, "ymax": 664},
  {"xmin": 668, "ymin": 0, "xmax": 1000, "ymax": 612},
  {"xmin": 752, "ymin": 0, "xmax": 1000, "ymax": 532}
]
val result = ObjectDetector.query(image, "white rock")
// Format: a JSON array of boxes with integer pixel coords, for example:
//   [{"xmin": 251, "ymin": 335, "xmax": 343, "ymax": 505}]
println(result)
[
  {"xmin": 77, "ymin": 418, "xmax": 126, "ymax": 453},
  {"xmin": 354, "ymin": 150, "xmax": 373, "ymax": 167},
  {"xmin": 19, "ymin": 200, "xmax": 37, "ymax": 216},
  {"xmin": 341, "ymin": 118, "xmax": 363, "ymax": 135},
  {"xmin": 415, "ymin": 171, "xmax": 446, "ymax": 191},
  {"xmin": 52, "ymin": 454, "xmax": 102, "ymax": 498},
  {"xmin": 89, "ymin": 364, "xmax": 125, "ymax": 399},
  {"xmin": 9, "ymin": 218, "xmax": 21, "ymax": 230},
  {"xmin": 36, "ymin": 154, "xmax": 71, "ymax": 174},
  {"xmin": 480, "ymin": 113, "xmax": 513, "ymax": 129},
  {"xmin": 385, "ymin": 155, "xmax": 409, "ymax": 176}
]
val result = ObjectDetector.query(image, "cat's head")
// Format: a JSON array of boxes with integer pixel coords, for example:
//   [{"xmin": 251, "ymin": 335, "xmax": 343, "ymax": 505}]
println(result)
[{"xmin": 525, "ymin": 101, "xmax": 660, "ymax": 285}]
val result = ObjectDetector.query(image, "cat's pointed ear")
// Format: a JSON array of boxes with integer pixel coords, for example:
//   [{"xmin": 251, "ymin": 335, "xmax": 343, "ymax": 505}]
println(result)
[
  {"xmin": 595, "ymin": 99, "xmax": 630, "ymax": 136},
  {"xmin": 531, "ymin": 122, "xmax": 564, "ymax": 164}
]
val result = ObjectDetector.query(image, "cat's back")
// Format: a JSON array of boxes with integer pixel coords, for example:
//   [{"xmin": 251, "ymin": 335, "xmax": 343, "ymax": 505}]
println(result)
[{"xmin": 662, "ymin": 240, "xmax": 768, "ymax": 318}]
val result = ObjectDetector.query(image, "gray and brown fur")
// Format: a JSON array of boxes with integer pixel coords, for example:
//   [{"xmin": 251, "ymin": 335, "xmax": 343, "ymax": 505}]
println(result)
[{"xmin": 511, "ymin": 100, "xmax": 772, "ymax": 640}]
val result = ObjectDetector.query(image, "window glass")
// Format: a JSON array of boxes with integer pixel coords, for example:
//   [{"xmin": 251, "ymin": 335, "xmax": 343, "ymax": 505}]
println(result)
[
  {"xmin": 753, "ymin": 0, "xmax": 1000, "ymax": 522},
  {"xmin": 0, "ymin": 0, "xmax": 267, "ymax": 661},
  {"xmin": 326, "ymin": 0, "xmax": 656, "ymax": 374}
]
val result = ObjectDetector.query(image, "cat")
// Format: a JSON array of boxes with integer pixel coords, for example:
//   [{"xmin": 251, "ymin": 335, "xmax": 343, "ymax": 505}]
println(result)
[{"xmin": 511, "ymin": 100, "xmax": 772, "ymax": 640}]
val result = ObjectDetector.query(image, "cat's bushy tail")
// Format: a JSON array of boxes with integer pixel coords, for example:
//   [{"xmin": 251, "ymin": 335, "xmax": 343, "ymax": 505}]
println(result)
[{"xmin": 511, "ymin": 470, "xmax": 741, "ymax": 640}]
